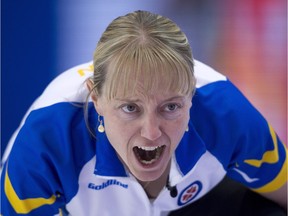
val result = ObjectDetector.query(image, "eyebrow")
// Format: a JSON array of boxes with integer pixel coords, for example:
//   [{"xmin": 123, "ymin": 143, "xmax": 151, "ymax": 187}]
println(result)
[
  {"xmin": 162, "ymin": 96, "xmax": 186, "ymax": 103},
  {"xmin": 114, "ymin": 95, "xmax": 186, "ymax": 103}
]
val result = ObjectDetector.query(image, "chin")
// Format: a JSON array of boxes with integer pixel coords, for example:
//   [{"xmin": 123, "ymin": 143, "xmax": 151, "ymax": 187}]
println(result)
[{"xmin": 131, "ymin": 166, "xmax": 167, "ymax": 183}]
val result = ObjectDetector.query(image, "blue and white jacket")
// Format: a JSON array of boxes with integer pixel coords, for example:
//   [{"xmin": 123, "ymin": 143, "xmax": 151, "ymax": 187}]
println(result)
[{"xmin": 1, "ymin": 60, "xmax": 286, "ymax": 216}]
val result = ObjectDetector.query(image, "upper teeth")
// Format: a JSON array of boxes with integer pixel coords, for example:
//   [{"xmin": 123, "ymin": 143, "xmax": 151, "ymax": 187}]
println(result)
[{"xmin": 137, "ymin": 146, "xmax": 161, "ymax": 151}]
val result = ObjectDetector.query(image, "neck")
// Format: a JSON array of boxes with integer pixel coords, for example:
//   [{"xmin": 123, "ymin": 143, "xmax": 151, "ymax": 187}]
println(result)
[{"xmin": 138, "ymin": 161, "xmax": 171, "ymax": 199}]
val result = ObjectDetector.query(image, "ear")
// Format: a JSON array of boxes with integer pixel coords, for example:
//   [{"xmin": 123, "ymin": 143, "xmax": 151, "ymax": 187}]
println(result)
[{"xmin": 86, "ymin": 78, "xmax": 104, "ymax": 115}]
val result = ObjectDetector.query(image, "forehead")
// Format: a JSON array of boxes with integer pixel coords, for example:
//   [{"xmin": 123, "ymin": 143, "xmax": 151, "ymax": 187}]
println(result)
[
  {"xmin": 103, "ymin": 51, "xmax": 193, "ymax": 100},
  {"xmin": 105, "ymin": 65, "xmax": 185, "ymax": 100},
  {"xmin": 114, "ymin": 80, "xmax": 184, "ymax": 102}
]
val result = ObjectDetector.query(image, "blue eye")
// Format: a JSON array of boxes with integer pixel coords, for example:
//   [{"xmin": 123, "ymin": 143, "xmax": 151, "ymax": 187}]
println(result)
[
  {"xmin": 122, "ymin": 104, "xmax": 139, "ymax": 113},
  {"xmin": 164, "ymin": 103, "xmax": 180, "ymax": 112}
]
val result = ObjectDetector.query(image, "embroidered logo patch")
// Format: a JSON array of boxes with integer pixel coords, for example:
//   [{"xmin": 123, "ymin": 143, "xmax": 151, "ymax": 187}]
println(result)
[{"xmin": 178, "ymin": 181, "xmax": 202, "ymax": 206}]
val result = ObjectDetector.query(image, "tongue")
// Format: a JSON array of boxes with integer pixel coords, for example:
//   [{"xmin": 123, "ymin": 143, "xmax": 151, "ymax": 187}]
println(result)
[{"xmin": 137, "ymin": 148, "xmax": 157, "ymax": 162}]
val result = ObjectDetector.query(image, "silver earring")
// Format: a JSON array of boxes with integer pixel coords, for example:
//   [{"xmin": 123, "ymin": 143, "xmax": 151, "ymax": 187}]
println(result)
[
  {"xmin": 185, "ymin": 126, "xmax": 189, "ymax": 132},
  {"xmin": 98, "ymin": 115, "xmax": 105, "ymax": 133}
]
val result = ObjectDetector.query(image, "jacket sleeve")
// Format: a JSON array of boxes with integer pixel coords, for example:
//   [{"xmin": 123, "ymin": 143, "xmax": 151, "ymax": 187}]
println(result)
[
  {"xmin": 0, "ymin": 102, "xmax": 91, "ymax": 216},
  {"xmin": 190, "ymin": 79, "xmax": 287, "ymax": 192},
  {"xmin": 1, "ymin": 62, "xmax": 95, "ymax": 215},
  {"xmin": 1, "ymin": 117, "xmax": 67, "ymax": 215}
]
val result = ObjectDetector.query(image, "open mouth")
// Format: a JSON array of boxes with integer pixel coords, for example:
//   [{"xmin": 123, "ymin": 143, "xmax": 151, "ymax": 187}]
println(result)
[{"xmin": 133, "ymin": 145, "xmax": 166, "ymax": 165}]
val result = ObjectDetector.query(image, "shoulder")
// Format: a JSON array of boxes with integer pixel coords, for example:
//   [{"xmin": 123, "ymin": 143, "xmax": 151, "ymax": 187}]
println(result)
[
  {"xmin": 33, "ymin": 61, "xmax": 94, "ymax": 110},
  {"xmin": 191, "ymin": 60, "xmax": 262, "ymax": 128},
  {"xmin": 10, "ymin": 102, "xmax": 96, "ymax": 165},
  {"xmin": 22, "ymin": 61, "xmax": 96, "ymax": 155},
  {"xmin": 190, "ymin": 60, "xmax": 269, "ymax": 165},
  {"xmin": 193, "ymin": 59, "xmax": 227, "ymax": 88},
  {"xmin": 2, "ymin": 61, "xmax": 94, "ymax": 162}
]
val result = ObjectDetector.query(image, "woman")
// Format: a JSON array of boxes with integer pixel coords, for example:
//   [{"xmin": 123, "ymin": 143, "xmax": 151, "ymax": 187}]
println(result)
[{"xmin": 1, "ymin": 10, "xmax": 287, "ymax": 215}]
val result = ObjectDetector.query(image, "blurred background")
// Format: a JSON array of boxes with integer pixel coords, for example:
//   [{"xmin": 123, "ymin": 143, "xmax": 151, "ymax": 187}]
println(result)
[{"xmin": 1, "ymin": 0, "xmax": 287, "ymax": 156}]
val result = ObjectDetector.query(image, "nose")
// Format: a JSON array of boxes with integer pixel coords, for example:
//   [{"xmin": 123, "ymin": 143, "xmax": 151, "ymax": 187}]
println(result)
[{"xmin": 140, "ymin": 114, "xmax": 162, "ymax": 141}]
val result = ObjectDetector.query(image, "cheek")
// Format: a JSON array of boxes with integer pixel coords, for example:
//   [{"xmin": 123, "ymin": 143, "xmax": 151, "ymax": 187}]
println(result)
[
  {"xmin": 104, "ymin": 119, "xmax": 124, "ymax": 144},
  {"xmin": 171, "ymin": 122, "xmax": 187, "ymax": 142},
  {"xmin": 103, "ymin": 117, "xmax": 135, "ymax": 156},
  {"xmin": 167, "ymin": 115, "xmax": 189, "ymax": 147}
]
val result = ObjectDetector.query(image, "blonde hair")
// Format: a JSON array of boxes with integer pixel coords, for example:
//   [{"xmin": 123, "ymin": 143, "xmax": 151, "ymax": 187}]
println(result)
[{"xmin": 91, "ymin": 10, "xmax": 196, "ymax": 99}]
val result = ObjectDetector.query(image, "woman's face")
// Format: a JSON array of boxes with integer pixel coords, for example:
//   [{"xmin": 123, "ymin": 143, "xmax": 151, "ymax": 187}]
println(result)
[{"xmin": 93, "ymin": 82, "xmax": 192, "ymax": 182}]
